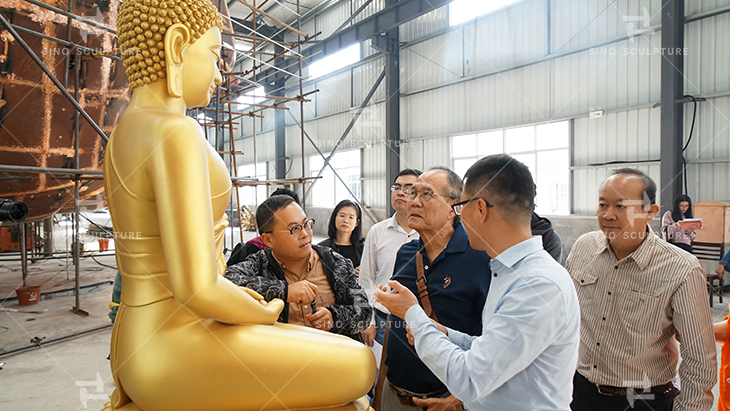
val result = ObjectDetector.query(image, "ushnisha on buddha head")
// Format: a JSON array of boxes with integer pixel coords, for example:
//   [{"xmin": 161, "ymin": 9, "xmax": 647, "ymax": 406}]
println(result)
[{"xmin": 117, "ymin": 0, "xmax": 223, "ymax": 90}]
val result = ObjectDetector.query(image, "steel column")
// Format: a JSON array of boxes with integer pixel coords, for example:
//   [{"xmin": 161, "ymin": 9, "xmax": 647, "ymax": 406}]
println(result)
[
  {"xmin": 384, "ymin": 0, "xmax": 401, "ymax": 217},
  {"xmin": 660, "ymin": 0, "xmax": 684, "ymax": 213}
]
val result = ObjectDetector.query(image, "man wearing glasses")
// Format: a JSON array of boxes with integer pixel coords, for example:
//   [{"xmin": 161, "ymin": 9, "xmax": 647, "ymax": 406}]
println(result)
[
  {"xmin": 377, "ymin": 166, "xmax": 491, "ymax": 411},
  {"xmin": 377, "ymin": 156, "xmax": 580, "ymax": 410},
  {"xmin": 359, "ymin": 168, "xmax": 422, "ymax": 347},
  {"xmin": 224, "ymin": 195, "xmax": 372, "ymax": 341}
]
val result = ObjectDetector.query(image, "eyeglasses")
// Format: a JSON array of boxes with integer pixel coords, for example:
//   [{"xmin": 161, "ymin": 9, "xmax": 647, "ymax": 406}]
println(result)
[
  {"xmin": 451, "ymin": 197, "xmax": 493, "ymax": 216},
  {"xmin": 406, "ymin": 188, "xmax": 456, "ymax": 203},
  {"xmin": 391, "ymin": 184, "xmax": 414, "ymax": 193},
  {"xmin": 264, "ymin": 219, "xmax": 315, "ymax": 237}
]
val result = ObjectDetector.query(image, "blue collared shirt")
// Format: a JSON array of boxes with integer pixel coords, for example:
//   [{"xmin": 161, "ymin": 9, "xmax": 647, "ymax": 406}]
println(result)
[
  {"xmin": 405, "ymin": 236, "xmax": 580, "ymax": 410},
  {"xmin": 386, "ymin": 223, "xmax": 491, "ymax": 394}
]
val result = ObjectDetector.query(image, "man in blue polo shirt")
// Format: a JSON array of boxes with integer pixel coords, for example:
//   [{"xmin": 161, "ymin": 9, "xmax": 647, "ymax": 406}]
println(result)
[{"xmin": 380, "ymin": 166, "xmax": 491, "ymax": 411}]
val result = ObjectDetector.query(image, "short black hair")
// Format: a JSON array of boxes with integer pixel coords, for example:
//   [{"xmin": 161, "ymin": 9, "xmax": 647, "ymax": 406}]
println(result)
[
  {"xmin": 427, "ymin": 166, "xmax": 463, "ymax": 228},
  {"xmin": 672, "ymin": 194, "xmax": 693, "ymax": 222},
  {"xmin": 603, "ymin": 168, "xmax": 657, "ymax": 208},
  {"xmin": 256, "ymin": 195, "xmax": 296, "ymax": 235},
  {"xmin": 327, "ymin": 200, "xmax": 363, "ymax": 243},
  {"xmin": 393, "ymin": 168, "xmax": 422, "ymax": 184},
  {"xmin": 270, "ymin": 187, "xmax": 300, "ymax": 205},
  {"xmin": 463, "ymin": 155, "xmax": 535, "ymax": 224}
]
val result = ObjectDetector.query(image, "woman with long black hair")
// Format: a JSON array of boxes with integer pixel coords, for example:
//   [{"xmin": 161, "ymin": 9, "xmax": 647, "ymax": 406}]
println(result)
[
  {"xmin": 319, "ymin": 200, "xmax": 365, "ymax": 273},
  {"xmin": 661, "ymin": 194, "xmax": 697, "ymax": 253}
]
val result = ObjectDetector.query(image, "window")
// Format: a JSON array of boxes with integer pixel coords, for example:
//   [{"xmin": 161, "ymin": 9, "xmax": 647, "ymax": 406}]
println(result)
[
  {"xmin": 308, "ymin": 150, "xmax": 361, "ymax": 208},
  {"xmin": 451, "ymin": 121, "xmax": 571, "ymax": 215},
  {"xmin": 236, "ymin": 86, "xmax": 266, "ymax": 111},
  {"xmin": 238, "ymin": 162, "xmax": 267, "ymax": 207},
  {"xmin": 450, "ymin": 0, "xmax": 523, "ymax": 26},
  {"xmin": 308, "ymin": 43, "xmax": 360, "ymax": 79}
]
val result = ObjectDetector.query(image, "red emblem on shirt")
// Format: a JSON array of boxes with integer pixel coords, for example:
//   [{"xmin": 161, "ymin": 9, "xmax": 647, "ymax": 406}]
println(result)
[{"xmin": 443, "ymin": 276, "xmax": 451, "ymax": 288}]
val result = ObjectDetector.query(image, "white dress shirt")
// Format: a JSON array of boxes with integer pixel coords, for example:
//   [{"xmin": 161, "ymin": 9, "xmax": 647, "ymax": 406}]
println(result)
[
  {"xmin": 405, "ymin": 237, "xmax": 580, "ymax": 410},
  {"xmin": 359, "ymin": 213, "xmax": 418, "ymax": 325}
]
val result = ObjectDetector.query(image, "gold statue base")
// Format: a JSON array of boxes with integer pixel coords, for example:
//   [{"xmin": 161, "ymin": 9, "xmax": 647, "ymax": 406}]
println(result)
[{"xmin": 102, "ymin": 396, "xmax": 373, "ymax": 411}]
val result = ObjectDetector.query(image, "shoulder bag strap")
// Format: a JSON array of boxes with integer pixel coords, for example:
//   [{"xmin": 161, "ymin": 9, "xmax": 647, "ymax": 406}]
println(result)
[{"xmin": 416, "ymin": 252, "xmax": 439, "ymax": 323}]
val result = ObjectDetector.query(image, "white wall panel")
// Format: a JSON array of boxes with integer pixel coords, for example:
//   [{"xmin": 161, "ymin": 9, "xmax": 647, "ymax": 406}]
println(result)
[
  {"xmin": 550, "ymin": 0, "xmax": 661, "ymax": 54},
  {"xmin": 401, "ymin": 33, "xmax": 463, "ymax": 94},
  {"xmin": 316, "ymin": 70, "xmax": 353, "ymax": 116},
  {"xmin": 353, "ymin": 57, "xmax": 386, "ymax": 102},
  {"xmin": 400, "ymin": 7, "xmax": 449, "ymax": 43},
  {"xmin": 362, "ymin": 145, "xmax": 387, "ymax": 208},
  {"xmin": 466, "ymin": 0, "xmax": 547, "ymax": 77},
  {"xmin": 685, "ymin": 13, "xmax": 730, "ymax": 95}
]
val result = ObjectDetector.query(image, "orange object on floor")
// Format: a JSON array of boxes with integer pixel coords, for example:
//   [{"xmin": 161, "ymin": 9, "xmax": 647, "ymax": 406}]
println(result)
[{"xmin": 720, "ymin": 305, "xmax": 730, "ymax": 411}]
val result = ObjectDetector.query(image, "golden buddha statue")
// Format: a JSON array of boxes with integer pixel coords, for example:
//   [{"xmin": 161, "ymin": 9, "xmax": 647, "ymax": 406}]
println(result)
[{"xmin": 102, "ymin": 0, "xmax": 375, "ymax": 409}]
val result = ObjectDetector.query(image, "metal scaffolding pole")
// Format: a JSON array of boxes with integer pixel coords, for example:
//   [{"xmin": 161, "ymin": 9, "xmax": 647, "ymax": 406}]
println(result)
[{"xmin": 71, "ymin": 56, "xmax": 88, "ymax": 317}]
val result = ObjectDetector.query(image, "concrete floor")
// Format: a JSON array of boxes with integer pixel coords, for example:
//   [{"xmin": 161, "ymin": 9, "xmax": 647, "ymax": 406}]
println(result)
[{"xmin": 0, "ymin": 229, "xmax": 727, "ymax": 410}]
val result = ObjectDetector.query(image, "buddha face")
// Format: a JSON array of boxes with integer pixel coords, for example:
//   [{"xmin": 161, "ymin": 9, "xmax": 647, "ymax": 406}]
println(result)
[{"xmin": 182, "ymin": 26, "xmax": 223, "ymax": 107}]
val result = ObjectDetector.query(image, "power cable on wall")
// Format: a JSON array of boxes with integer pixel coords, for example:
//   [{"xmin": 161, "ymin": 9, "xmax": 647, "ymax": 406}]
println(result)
[{"xmin": 587, "ymin": 96, "xmax": 701, "ymax": 190}]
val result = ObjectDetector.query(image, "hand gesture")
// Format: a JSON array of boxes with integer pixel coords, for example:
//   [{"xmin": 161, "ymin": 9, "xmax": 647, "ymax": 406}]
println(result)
[
  {"xmin": 374, "ymin": 280, "xmax": 418, "ymax": 320},
  {"xmin": 361, "ymin": 324, "xmax": 376, "ymax": 347},
  {"xmin": 305, "ymin": 307, "xmax": 333, "ymax": 331},
  {"xmin": 411, "ymin": 395, "xmax": 463, "ymax": 411},
  {"xmin": 287, "ymin": 280, "xmax": 318, "ymax": 305},
  {"xmin": 717, "ymin": 265, "xmax": 726, "ymax": 278}
]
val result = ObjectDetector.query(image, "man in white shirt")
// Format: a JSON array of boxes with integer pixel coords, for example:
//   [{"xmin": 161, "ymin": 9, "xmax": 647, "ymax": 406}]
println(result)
[{"xmin": 359, "ymin": 168, "xmax": 421, "ymax": 346}]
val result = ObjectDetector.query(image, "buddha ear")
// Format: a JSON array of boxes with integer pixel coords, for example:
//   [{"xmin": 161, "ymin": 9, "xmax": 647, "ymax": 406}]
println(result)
[{"xmin": 164, "ymin": 23, "xmax": 191, "ymax": 98}]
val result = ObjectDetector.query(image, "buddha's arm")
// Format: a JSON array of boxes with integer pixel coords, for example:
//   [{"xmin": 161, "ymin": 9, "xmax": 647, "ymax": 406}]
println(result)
[
  {"xmin": 149, "ymin": 119, "xmax": 283, "ymax": 324},
  {"xmin": 328, "ymin": 257, "xmax": 372, "ymax": 335},
  {"xmin": 224, "ymin": 256, "xmax": 289, "ymax": 303}
]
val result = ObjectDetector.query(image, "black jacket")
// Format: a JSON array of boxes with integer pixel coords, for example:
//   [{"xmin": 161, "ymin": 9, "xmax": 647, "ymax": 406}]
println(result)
[
  {"xmin": 224, "ymin": 245, "xmax": 372, "ymax": 341},
  {"xmin": 531, "ymin": 212, "xmax": 563, "ymax": 263}
]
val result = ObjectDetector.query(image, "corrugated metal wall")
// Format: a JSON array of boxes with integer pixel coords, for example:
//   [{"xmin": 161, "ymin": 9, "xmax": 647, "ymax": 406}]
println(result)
[{"xmin": 232, "ymin": 0, "xmax": 730, "ymax": 215}]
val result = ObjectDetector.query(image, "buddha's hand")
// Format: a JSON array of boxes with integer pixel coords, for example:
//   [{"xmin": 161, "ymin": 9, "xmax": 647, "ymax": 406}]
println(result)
[
  {"xmin": 264, "ymin": 299, "xmax": 285, "ymax": 318},
  {"xmin": 240, "ymin": 287, "xmax": 266, "ymax": 305}
]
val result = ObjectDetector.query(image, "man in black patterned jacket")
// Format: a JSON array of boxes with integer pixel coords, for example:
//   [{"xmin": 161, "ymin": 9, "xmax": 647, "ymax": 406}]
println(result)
[{"xmin": 224, "ymin": 195, "xmax": 372, "ymax": 341}]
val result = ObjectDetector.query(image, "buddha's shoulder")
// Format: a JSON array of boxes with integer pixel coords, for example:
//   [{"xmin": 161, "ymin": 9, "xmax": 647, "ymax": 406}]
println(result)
[{"xmin": 116, "ymin": 110, "xmax": 203, "ymax": 144}]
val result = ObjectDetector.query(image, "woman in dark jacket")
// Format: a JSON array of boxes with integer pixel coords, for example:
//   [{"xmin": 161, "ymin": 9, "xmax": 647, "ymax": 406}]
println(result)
[{"xmin": 318, "ymin": 200, "xmax": 365, "ymax": 273}]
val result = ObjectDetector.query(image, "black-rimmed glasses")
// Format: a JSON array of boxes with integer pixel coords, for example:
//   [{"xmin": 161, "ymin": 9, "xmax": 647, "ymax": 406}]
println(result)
[
  {"xmin": 406, "ymin": 188, "xmax": 456, "ymax": 203},
  {"xmin": 451, "ymin": 197, "xmax": 493, "ymax": 216},
  {"xmin": 264, "ymin": 219, "xmax": 315, "ymax": 237},
  {"xmin": 391, "ymin": 184, "xmax": 414, "ymax": 193}
]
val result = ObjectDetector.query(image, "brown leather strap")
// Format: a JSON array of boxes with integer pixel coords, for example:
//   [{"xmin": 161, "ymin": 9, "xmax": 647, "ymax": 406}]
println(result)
[
  {"xmin": 372, "ymin": 319, "xmax": 389, "ymax": 411},
  {"xmin": 416, "ymin": 252, "xmax": 439, "ymax": 322}
]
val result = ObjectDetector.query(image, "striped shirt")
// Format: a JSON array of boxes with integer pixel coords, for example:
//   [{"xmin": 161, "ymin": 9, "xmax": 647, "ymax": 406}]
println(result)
[{"xmin": 565, "ymin": 227, "xmax": 716, "ymax": 411}]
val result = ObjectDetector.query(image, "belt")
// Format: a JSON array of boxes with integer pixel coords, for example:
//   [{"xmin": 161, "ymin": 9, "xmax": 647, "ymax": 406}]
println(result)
[
  {"xmin": 375, "ymin": 309, "xmax": 389, "ymax": 319},
  {"xmin": 389, "ymin": 382, "xmax": 447, "ymax": 406},
  {"xmin": 595, "ymin": 382, "xmax": 675, "ymax": 397}
]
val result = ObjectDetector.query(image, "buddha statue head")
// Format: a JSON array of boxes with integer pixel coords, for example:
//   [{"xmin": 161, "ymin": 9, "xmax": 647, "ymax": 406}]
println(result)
[{"xmin": 118, "ymin": 0, "xmax": 223, "ymax": 106}]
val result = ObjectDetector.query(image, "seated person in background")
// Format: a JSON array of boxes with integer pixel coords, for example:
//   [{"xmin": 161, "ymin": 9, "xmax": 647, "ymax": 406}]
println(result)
[
  {"xmin": 224, "ymin": 195, "xmax": 372, "ymax": 342},
  {"xmin": 319, "ymin": 199, "xmax": 365, "ymax": 275},
  {"xmin": 226, "ymin": 188, "xmax": 300, "ymax": 266},
  {"xmin": 716, "ymin": 248, "xmax": 730, "ymax": 279},
  {"xmin": 661, "ymin": 194, "xmax": 697, "ymax": 254}
]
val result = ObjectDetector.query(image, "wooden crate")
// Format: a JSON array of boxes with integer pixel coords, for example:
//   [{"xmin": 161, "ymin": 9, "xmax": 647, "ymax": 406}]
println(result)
[{"xmin": 693, "ymin": 200, "xmax": 730, "ymax": 244}]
